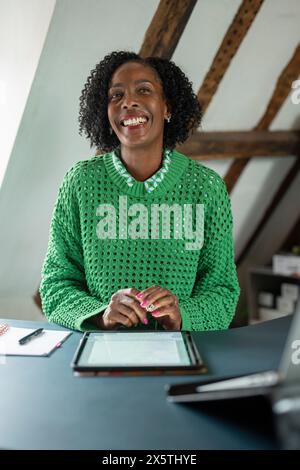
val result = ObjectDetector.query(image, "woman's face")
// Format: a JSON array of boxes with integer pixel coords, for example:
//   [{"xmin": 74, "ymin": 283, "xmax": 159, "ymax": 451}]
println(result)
[{"xmin": 107, "ymin": 61, "xmax": 169, "ymax": 150}]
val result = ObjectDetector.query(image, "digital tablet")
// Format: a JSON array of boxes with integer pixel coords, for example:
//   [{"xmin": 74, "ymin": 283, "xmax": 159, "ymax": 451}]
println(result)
[{"xmin": 71, "ymin": 330, "xmax": 206, "ymax": 376}]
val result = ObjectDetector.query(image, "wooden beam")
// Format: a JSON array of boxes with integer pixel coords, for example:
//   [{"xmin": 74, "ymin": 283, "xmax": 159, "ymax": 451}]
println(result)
[
  {"xmin": 256, "ymin": 43, "xmax": 300, "ymax": 131},
  {"xmin": 224, "ymin": 43, "xmax": 300, "ymax": 193},
  {"xmin": 178, "ymin": 130, "xmax": 300, "ymax": 160},
  {"xmin": 139, "ymin": 0, "xmax": 197, "ymax": 59},
  {"xmin": 197, "ymin": 0, "xmax": 264, "ymax": 113},
  {"xmin": 280, "ymin": 214, "xmax": 300, "ymax": 253}
]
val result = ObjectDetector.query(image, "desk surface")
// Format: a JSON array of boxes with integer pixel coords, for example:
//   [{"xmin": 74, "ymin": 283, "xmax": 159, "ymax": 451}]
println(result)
[{"xmin": 0, "ymin": 316, "xmax": 291, "ymax": 450}]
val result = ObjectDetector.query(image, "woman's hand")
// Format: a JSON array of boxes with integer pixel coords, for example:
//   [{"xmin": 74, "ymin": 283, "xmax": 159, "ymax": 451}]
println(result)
[
  {"xmin": 96, "ymin": 288, "xmax": 149, "ymax": 330},
  {"xmin": 136, "ymin": 285, "xmax": 182, "ymax": 330}
]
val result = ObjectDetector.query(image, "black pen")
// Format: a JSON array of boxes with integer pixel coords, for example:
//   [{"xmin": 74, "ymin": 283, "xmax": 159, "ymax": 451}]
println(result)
[{"xmin": 18, "ymin": 328, "xmax": 44, "ymax": 345}]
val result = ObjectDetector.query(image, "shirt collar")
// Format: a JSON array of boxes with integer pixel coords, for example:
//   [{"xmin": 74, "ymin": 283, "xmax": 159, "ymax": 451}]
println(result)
[{"xmin": 112, "ymin": 148, "xmax": 172, "ymax": 193}]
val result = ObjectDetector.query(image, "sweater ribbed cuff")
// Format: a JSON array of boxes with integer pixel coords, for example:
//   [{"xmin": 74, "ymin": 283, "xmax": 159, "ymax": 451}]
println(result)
[
  {"xmin": 75, "ymin": 305, "xmax": 109, "ymax": 332},
  {"xmin": 179, "ymin": 303, "xmax": 192, "ymax": 331}
]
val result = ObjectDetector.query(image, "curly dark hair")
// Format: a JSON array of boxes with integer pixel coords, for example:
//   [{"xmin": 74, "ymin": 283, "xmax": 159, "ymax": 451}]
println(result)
[{"xmin": 79, "ymin": 51, "xmax": 202, "ymax": 152}]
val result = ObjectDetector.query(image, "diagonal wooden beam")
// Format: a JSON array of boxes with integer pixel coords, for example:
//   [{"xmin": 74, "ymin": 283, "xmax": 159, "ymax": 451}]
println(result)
[
  {"xmin": 280, "ymin": 214, "xmax": 300, "ymax": 253},
  {"xmin": 139, "ymin": 0, "xmax": 197, "ymax": 59},
  {"xmin": 197, "ymin": 0, "xmax": 264, "ymax": 113},
  {"xmin": 178, "ymin": 130, "xmax": 300, "ymax": 160},
  {"xmin": 237, "ymin": 155, "xmax": 300, "ymax": 266},
  {"xmin": 225, "ymin": 43, "xmax": 300, "ymax": 193}
]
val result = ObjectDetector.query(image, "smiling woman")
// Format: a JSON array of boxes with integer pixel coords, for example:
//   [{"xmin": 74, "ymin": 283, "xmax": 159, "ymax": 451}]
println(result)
[{"xmin": 39, "ymin": 51, "xmax": 240, "ymax": 332}]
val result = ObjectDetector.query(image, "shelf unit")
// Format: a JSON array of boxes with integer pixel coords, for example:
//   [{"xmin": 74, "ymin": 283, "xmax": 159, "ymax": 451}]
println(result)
[{"xmin": 247, "ymin": 266, "xmax": 300, "ymax": 324}]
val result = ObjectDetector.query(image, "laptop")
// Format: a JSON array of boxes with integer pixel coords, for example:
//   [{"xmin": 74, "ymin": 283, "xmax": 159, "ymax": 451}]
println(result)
[{"xmin": 166, "ymin": 298, "xmax": 300, "ymax": 403}]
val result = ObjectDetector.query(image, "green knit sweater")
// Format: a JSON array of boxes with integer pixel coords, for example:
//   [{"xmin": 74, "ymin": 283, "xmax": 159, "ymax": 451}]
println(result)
[{"xmin": 40, "ymin": 149, "xmax": 240, "ymax": 332}]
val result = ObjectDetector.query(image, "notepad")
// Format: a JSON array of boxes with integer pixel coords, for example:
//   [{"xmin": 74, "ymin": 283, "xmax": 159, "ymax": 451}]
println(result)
[{"xmin": 0, "ymin": 327, "xmax": 71, "ymax": 356}]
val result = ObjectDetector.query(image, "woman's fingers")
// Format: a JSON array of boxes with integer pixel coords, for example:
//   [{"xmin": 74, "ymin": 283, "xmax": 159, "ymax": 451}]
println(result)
[
  {"xmin": 108, "ymin": 289, "xmax": 148, "ymax": 327},
  {"xmin": 117, "ymin": 303, "xmax": 140, "ymax": 327},
  {"xmin": 146, "ymin": 295, "xmax": 175, "ymax": 311},
  {"xmin": 121, "ymin": 296, "xmax": 149, "ymax": 325},
  {"xmin": 111, "ymin": 311, "xmax": 135, "ymax": 328},
  {"xmin": 136, "ymin": 285, "xmax": 177, "ymax": 313},
  {"xmin": 149, "ymin": 306, "xmax": 182, "ymax": 330},
  {"xmin": 102, "ymin": 303, "xmax": 134, "ymax": 329},
  {"xmin": 136, "ymin": 285, "xmax": 162, "ymax": 302},
  {"xmin": 123, "ymin": 287, "xmax": 141, "ymax": 299},
  {"xmin": 150, "ymin": 305, "xmax": 174, "ymax": 319}
]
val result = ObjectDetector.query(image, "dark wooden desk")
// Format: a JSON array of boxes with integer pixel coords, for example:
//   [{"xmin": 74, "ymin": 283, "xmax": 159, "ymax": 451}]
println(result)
[{"xmin": 0, "ymin": 316, "xmax": 291, "ymax": 449}]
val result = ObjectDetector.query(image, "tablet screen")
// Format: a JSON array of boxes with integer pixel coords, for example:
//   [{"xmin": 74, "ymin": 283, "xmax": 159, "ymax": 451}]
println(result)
[{"xmin": 77, "ymin": 332, "xmax": 191, "ymax": 367}]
